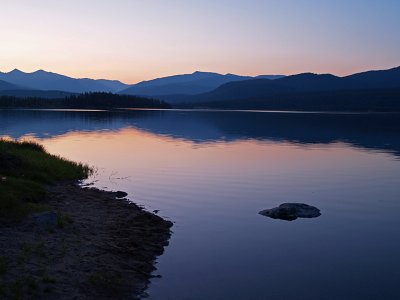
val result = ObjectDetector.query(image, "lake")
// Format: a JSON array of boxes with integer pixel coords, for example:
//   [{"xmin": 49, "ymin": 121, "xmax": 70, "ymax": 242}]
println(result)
[{"xmin": 1, "ymin": 109, "xmax": 400, "ymax": 299}]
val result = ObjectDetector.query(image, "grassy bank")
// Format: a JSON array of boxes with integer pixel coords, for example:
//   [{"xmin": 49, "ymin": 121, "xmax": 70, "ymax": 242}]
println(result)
[{"xmin": 0, "ymin": 139, "xmax": 91, "ymax": 220}]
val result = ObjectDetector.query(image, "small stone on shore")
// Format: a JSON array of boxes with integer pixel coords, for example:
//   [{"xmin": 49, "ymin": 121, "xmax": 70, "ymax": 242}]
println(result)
[{"xmin": 115, "ymin": 191, "xmax": 128, "ymax": 198}]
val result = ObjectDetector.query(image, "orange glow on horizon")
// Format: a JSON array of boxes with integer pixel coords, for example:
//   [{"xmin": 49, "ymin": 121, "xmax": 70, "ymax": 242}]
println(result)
[{"xmin": 1, "ymin": 1, "xmax": 399, "ymax": 83}]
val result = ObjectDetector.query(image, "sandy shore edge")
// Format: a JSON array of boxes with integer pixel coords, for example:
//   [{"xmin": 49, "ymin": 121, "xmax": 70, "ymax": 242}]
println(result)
[{"xmin": 0, "ymin": 182, "xmax": 173, "ymax": 299}]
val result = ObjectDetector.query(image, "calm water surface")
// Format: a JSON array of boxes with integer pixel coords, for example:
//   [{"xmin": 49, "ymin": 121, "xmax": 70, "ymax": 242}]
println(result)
[{"xmin": 1, "ymin": 109, "xmax": 400, "ymax": 299}]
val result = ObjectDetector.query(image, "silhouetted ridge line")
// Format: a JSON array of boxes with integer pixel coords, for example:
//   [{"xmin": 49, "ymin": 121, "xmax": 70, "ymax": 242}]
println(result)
[
  {"xmin": 158, "ymin": 66, "xmax": 400, "ymax": 111},
  {"xmin": 0, "ymin": 69, "xmax": 129, "ymax": 93},
  {"xmin": 119, "ymin": 71, "xmax": 284, "ymax": 96}
]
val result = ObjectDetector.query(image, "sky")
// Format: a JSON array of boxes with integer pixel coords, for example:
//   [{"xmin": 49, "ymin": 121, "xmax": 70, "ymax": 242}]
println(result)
[{"xmin": 1, "ymin": 0, "xmax": 400, "ymax": 84}]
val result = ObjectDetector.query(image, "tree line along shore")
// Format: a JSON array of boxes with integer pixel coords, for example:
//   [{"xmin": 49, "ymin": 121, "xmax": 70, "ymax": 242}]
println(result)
[
  {"xmin": 2, "ymin": 89, "xmax": 400, "ymax": 112},
  {"xmin": 0, "ymin": 92, "xmax": 171, "ymax": 109}
]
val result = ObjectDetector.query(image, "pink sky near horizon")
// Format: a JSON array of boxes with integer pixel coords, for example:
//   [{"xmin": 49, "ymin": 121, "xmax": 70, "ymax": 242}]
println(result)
[{"xmin": 1, "ymin": 0, "xmax": 399, "ymax": 84}]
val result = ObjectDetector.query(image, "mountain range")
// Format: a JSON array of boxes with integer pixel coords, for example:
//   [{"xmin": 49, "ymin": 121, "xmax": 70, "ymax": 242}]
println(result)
[
  {"xmin": 0, "ymin": 69, "xmax": 284, "ymax": 96},
  {"xmin": 118, "ymin": 71, "xmax": 284, "ymax": 96},
  {"xmin": 0, "ymin": 66, "xmax": 400, "ymax": 111},
  {"xmin": 160, "ymin": 66, "xmax": 400, "ymax": 108},
  {"xmin": 0, "ymin": 69, "xmax": 129, "ymax": 93}
]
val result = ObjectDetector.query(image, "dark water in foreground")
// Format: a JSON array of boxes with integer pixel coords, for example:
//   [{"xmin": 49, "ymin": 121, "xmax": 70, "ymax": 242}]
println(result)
[{"xmin": 1, "ymin": 109, "xmax": 400, "ymax": 299}]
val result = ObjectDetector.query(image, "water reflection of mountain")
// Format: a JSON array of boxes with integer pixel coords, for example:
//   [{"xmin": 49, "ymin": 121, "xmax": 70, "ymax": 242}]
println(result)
[{"xmin": 1, "ymin": 109, "xmax": 400, "ymax": 157}]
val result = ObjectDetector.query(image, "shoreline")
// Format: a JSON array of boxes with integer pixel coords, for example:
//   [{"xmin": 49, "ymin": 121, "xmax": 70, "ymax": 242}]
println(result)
[
  {"xmin": 3, "ymin": 107, "xmax": 400, "ymax": 114},
  {"xmin": 0, "ymin": 182, "xmax": 172, "ymax": 299}
]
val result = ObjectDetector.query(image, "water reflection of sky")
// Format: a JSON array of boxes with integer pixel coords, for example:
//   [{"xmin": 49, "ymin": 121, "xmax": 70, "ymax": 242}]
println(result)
[
  {"xmin": 1, "ymin": 109, "xmax": 400, "ymax": 157},
  {"xmin": 1, "ymin": 109, "xmax": 400, "ymax": 299}
]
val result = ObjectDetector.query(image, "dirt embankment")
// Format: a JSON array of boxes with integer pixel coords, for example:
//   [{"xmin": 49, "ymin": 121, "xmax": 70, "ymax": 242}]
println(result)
[{"xmin": 0, "ymin": 183, "xmax": 173, "ymax": 299}]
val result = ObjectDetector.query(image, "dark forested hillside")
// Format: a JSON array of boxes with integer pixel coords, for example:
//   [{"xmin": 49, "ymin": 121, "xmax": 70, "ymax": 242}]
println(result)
[
  {"xmin": 176, "ymin": 88, "xmax": 400, "ymax": 112},
  {"xmin": 0, "ymin": 89, "xmax": 75, "ymax": 98},
  {"xmin": 345, "ymin": 66, "xmax": 400, "ymax": 88},
  {"xmin": 164, "ymin": 66, "xmax": 400, "ymax": 111}
]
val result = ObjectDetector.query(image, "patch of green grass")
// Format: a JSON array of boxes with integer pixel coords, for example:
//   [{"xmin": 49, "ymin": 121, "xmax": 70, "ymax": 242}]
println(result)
[
  {"xmin": 0, "ymin": 139, "xmax": 91, "ymax": 220},
  {"xmin": 18, "ymin": 243, "xmax": 33, "ymax": 264},
  {"xmin": 0, "ymin": 282, "xmax": 6, "ymax": 297},
  {"xmin": 9, "ymin": 276, "xmax": 39, "ymax": 299},
  {"xmin": 56, "ymin": 212, "xmax": 73, "ymax": 229},
  {"xmin": 0, "ymin": 177, "xmax": 49, "ymax": 220},
  {"xmin": 42, "ymin": 276, "xmax": 56, "ymax": 285},
  {"xmin": 89, "ymin": 270, "xmax": 124, "ymax": 289},
  {"xmin": 0, "ymin": 257, "xmax": 7, "ymax": 276},
  {"xmin": 26, "ymin": 277, "xmax": 38, "ymax": 292},
  {"xmin": 34, "ymin": 241, "xmax": 47, "ymax": 259},
  {"xmin": 10, "ymin": 279, "xmax": 23, "ymax": 300}
]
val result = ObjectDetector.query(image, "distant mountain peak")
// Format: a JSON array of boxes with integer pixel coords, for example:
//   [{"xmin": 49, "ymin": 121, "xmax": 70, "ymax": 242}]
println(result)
[
  {"xmin": 192, "ymin": 71, "xmax": 219, "ymax": 76},
  {"xmin": 120, "ymin": 71, "xmax": 285, "ymax": 96},
  {"xmin": 7, "ymin": 69, "xmax": 50, "ymax": 75},
  {"xmin": 295, "ymin": 72, "xmax": 317, "ymax": 76},
  {"xmin": 33, "ymin": 69, "xmax": 47, "ymax": 74},
  {"xmin": 0, "ymin": 68, "xmax": 129, "ymax": 93},
  {"xmin": 9, "ymin": 68, "xmax": 24, "ymax": 74},
  {"xmin": 285, "ymin": 72, "xmax": 339, "ymax": 79}
]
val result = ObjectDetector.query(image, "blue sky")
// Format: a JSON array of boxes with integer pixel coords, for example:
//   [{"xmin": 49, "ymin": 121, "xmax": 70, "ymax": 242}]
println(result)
[{"xmin": 1, "ymin": 0, "xmax": 399, "ymax": 83}]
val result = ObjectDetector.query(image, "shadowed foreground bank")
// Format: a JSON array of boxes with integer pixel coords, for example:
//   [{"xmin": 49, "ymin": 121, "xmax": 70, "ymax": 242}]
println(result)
[{"xmin": 0, "ymin": 141, "xmax": 172, "ymax": 299}]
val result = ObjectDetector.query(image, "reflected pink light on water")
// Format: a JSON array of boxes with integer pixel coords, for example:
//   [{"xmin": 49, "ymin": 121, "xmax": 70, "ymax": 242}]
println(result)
[{"xmin": 17, "ymin": 127, "xmax": 391, "ymax": 185}]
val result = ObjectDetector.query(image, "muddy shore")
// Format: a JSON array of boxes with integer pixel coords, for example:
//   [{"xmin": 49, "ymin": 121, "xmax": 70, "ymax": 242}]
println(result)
[{"xmin": 0, "ymin": 183, "xmax": 173, "ymax": 299}]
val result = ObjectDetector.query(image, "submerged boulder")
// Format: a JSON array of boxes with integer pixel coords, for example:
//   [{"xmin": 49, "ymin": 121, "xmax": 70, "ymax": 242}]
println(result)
[{"xmin": 259, "ymin": 203, "xmax": 321, "ymax": 221}]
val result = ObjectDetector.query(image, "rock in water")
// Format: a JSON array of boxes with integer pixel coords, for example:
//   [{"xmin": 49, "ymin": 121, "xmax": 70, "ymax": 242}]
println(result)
[{"xmin": 259, "ymin": 203, "xmax": 321, "ymax": 221}]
